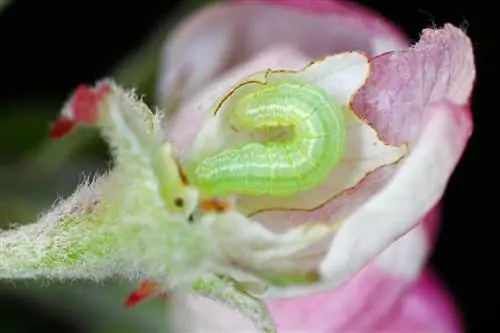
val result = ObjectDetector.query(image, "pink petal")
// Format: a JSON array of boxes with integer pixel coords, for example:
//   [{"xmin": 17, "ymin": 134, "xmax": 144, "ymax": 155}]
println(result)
[
  {"xmin": 317, "ymin": 26, "xmax": 474, "ymax": 286},
  {"xmin": 234, "ymin": 26, "xmax": 474, "ymax": 294},
  {"xmin": 171, "ymin": 267, "xmax": 462, "ymax": 333},
  {"xmin": 353, "ymin": 24, "xmax": 475, "ymax": 145},
  {"xmin": 376, "ymin": 270, "xmax": 463, "ymax": 332},
  {"xmin": 158, "ymin": 0, "xmax": 408, "ymax": 108},
  {"xmin": 251, "ymin": 0, "xmax": 407, "ymax": 46},
  {"xmin": 160, "ymin": 2, "xmax": 473, "ymax": 327},
  {"xmin": 318, "ymin": 101, "xmax": 472, "ymax": 288},
  {"xmin": 267, "ymin": 268, "xmax": 462, "ymax": 333},
  {"xmin": 266, "ymin": 207, "xmax": 440, "ymax": 332},
  {"xmin": 257, "ymin": 24, "xmax": 474, "ymax": 226},
  {"xmin": 170, "ymin": 206, "xmax": 462, "ymax": 332}
]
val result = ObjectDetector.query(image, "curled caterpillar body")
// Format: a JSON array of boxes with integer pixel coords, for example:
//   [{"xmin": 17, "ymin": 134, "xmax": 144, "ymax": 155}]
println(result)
[{"xmin": 194, "ymin": 78, "xmax": 347, "ymax": 197}]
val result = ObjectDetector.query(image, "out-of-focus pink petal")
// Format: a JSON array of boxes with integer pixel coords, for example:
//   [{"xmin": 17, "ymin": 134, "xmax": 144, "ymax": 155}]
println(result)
[
  {"xmin": 158, "ymin": 0, "xmax": 407, "ymax": 108},
  {"xmin": 265, "ymin": 207, "xmax": 438, "ymax": 332},
  {"xmin": 267, "ymin": 268, "xmax": 462, "ymax": 333},
  {"xmin": 255, "ymin": 0, "xmax": 406, "ymax": 45},
  {"xmin": 422, "ymin": 204, "xmax": 442, "ymax": 248},
  {"xmin": 376, "ymin": 270, "xmax": 463, "ymax": 333},
  {"xmin": 170, "ymin": 207, "xmax": 461, "ymax": 332},
  {"xmin": 173, "ymin": 264, "xmax": 410, "ymax": 332},
  {"xmin": 171, "ymin": 267, "xmax": 462, "ymax": 333}
]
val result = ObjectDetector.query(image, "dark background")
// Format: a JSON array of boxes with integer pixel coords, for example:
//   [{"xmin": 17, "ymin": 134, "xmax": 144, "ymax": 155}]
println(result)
[{"xmin": 0, "ymin": 0, "xmax": 488, "ymax": 332}]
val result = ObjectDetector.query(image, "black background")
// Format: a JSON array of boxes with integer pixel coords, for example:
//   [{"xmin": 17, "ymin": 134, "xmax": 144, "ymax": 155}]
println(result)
[{"xmin": 0, "ymin": 0, "xmax": 490, "ymax": 332}]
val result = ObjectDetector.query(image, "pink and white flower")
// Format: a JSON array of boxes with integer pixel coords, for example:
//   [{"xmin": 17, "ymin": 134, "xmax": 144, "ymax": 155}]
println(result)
[{"xmin": 157, "ymin": 0, "xmax": 475, "ymax": 331}]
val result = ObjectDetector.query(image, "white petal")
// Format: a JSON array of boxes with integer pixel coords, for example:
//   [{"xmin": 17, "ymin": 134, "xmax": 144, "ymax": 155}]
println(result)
[{"xmin": 319, "ymin": 102, "xmax": 471, "ymax": 286}]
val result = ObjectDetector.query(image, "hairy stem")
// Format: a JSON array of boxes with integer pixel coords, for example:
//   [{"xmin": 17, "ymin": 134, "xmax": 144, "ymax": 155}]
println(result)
[{"xmin": 0, "ymin": 182, "xmax": 116, "ymax": 280}]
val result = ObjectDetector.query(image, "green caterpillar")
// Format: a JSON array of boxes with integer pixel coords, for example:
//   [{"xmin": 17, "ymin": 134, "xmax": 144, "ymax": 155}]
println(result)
[{"xmin": 193, "ymin": 77, "xmax": 347, "ymax": 197}]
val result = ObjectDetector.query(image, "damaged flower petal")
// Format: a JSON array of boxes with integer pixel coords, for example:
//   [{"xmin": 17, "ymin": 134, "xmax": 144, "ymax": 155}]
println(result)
[
  {"xmin": 188, "ymin": 51, "xmax": 407, "ymax": 215},
  {"xmin": 159, "ymin": 18, "xmax": 474, "ymax": 302},
  {"xmin": 188, "ymin": 51, "xmax": 370, "ymax": 164},
  {"xmin": 238, "ymin": 93, "xmax": 409, "ymax": 215},
  {"xmin": 317, "ymin": 24, "xmax": 474, "ymax": 288}
]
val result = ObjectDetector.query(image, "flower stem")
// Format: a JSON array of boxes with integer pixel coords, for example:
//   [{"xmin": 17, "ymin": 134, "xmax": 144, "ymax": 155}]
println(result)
[{"xmin": 1, "ymin": 202, "xmax": 115, "ymax": 280}]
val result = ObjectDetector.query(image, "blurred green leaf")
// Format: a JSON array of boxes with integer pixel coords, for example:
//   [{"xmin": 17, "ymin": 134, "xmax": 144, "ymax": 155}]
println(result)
[
  {"xmin": 0, "ymin": 101, "xmax": 57, "ymax": 161},
  {"xmin": 0, "ymin": 280, "xmax": 169, "ymax": 332},
  {"xmin": 0, "ymin": 161, "xmax": 107, "ymax": 226},
  {"xmin": 22, "ymin": 127, "xmax": 108, "ymax": 170},
  {"xmin": 0, "ymin": 0, "xmax": 12, "ymax": 14}
]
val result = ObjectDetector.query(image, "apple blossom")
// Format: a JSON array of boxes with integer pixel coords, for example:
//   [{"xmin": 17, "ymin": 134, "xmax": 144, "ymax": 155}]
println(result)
[
  {"xmin": 0, "ymin": 0, "xmax": 474, "ymax": 332},
  {"xmin": 157, "ymin": 0, "xmax": 474, "ymax": 331}
]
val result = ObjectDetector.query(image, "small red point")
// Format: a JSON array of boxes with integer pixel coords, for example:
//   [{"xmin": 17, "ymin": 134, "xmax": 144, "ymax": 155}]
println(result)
[
  {"xmin": 49, "ymin": 83, "xmax": 111, "ymax": 139},
  {"xmin": 72, "ymin": 84, "xmax": 109, "ymax": 125},
  {"xmin": 49, "ymin": 116, "xmax": 76, "ymax": 139},
  {"xmin": 124, "ymin": 280, "xmax": 166, "ymax": 308}
]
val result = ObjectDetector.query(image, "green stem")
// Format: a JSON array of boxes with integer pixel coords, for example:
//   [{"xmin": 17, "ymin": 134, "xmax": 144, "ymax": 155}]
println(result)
[{"xmin": 0, "ymin": 205, "xmax": 116, "ymax": 280}]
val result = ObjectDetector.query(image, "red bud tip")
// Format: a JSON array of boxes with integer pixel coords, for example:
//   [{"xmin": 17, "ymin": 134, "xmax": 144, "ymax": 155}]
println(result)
[
  {"xmin": 72, "ymin": 83, "xmax": 110, "ymax": 125},
  {"xmin": 49, "ymin": 116, "xmax": 76, "ymax": 139},
  {"xmin": 124, "ymin": 280, "xmax": 161, "ymax": 308}
]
